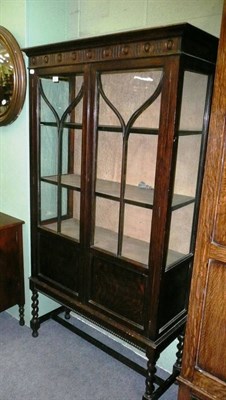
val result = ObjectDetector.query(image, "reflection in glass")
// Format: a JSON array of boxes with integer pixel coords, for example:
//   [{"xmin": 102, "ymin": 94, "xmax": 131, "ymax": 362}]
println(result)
[
  {"xmin": 0, "ymin": 44, "xmax": 13, "ymax": 113},
  {"xmin": 0, "ymin": 26, "xmax": 26, "ymax": 125}
]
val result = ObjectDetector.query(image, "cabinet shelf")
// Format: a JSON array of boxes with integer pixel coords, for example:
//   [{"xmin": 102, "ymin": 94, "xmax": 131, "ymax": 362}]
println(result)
[
  {"xmin": 40, "ymin": 218, "xmax": 185, "ymax": 268},
  {"xmin": 41, "ymin": 121, "xmax": 201, "ymax": 136},
  {"xmin": 41, "ymin": 174, "xmax": 81, "ymax": 190},
  {"xmin": 93, "ymin": 225, "xmax": 186, "ymax": 268},
  {"xmin": 41, "ymin": 174, "xmax": 195, "ymax": 210},
  {"xmin": 41, "ymin": 217, "xmax": 80, "ymax": 241}
]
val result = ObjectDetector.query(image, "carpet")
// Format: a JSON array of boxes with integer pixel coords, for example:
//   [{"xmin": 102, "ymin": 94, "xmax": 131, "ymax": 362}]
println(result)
[{"xmin": 0, "ymin": 311, "xmax": 178, "ymax": 400}]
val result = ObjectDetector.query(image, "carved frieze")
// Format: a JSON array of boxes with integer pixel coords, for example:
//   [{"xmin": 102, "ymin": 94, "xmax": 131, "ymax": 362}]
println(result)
[{"xmin": 29, "ymin": 37, "xmax": 180, "ymax": 69}]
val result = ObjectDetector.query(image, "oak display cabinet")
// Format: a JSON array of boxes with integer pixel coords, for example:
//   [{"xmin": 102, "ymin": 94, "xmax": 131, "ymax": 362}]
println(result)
[{"xmin": 24, "ymin": 24, "xmax": 218, "ymax": 399}]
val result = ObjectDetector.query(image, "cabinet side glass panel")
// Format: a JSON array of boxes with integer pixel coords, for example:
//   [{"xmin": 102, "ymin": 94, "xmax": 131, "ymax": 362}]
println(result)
[
  {"xmin": 167, "ymin": 71, "xmax": 208, "ymax": 267},
  {"xmin": 93, "ymin": 68, "xmax": 162, "ymax": 265},
  {"xmin": 39, "ymin": 75, "xmax": 84, "ymax": 241}
]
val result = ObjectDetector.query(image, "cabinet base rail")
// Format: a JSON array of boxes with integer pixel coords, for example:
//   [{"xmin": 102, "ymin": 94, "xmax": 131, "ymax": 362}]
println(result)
[{"xmin": 33, "ymin": 305, "xmax": 179, "ymax": 400}]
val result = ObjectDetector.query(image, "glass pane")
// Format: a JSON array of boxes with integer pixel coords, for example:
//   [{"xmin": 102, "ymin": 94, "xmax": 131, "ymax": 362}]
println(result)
[
  {"xmin": 168, "ymin": 204, "xmax": 194, "ymax": 262},
  {"xmin": 73, "ymin": 129, "xmax": 82, "ymax": 177},
  {"xmin": 40, "ymin": 75, "xmax": 83, "ymax": 180},
  {"xmin": 94, "ymin": 198, "xmax": 119, "ymax": 254},
  {"xmin": 40, "ymin": 75, "xmax": 83, "ymax": 122},
  {"xmin": 41, "ymin": 77, "xmax": 70, "ymax": 121},
  {"xmin": 179, "ymin": 72, "xmax": 208, "ymax": 131},
  {"xmin": 167, "ymin": 71, "xmax": 208, "ymax": 266},
  {"xmin": 174, "ymin": 135, "xmax": 202, "ymax": 197},
  {"xmin": 126, "ymin": 134, "xmax": 157, "ymax": 192},
  {"xmin": 40, "ymin": 184, "xmax": 80, "ymax": 241},
  {"xmin": 61, "ymin": 189, "xmax": 80, "ymax": 240},
  {"xmin": 96, "ymin": 130, "xmax": 122, "ymax": 183},
  {"xmin": 39, "ymin": 74, "xmax": 84, "ymax": 242},
  {"xmin": 99, "ymin": 69, "xmax": 162, "ymax": 125},
  {"xmin": 122, "ymin": 204, "xmax": 152, "ymax": 265},
  {"xmin": 40, "ymin": 125, "xmax": 58, "ymax": 177}
]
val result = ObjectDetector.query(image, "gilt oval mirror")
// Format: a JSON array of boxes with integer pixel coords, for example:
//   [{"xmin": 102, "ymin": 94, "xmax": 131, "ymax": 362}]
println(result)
[{"xmin": 0, "ymin": 26, "xmax": 26, "ymax": 125}]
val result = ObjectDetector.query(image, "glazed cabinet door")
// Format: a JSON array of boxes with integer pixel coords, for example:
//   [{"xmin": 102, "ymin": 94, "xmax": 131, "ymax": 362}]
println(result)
[
  {"xmin": 31, "ymin": 69, "xmax": 86, "ymax": 298},
  {"xmin": 87, "ymin": 61, "xmax": 164, "ymax": 335},
  {"xmin": 84, "ymin": 57, "xmax": 214, "ymax": 342}
]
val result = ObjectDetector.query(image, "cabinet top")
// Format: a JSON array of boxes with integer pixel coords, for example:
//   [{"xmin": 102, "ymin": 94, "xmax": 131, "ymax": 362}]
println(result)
[
  {"xmin": 23, "ymin": 23, "xmax": 218, "ymax": 68},
  {"xmin": 0, "ymin": 212, "xmax": 24, "ymax": 230}
]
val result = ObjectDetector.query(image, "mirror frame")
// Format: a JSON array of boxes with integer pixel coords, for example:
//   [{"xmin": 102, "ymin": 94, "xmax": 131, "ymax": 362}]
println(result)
[{"xmin": 0, "ymin": 26, "xmax": 26, "ymax": 125}]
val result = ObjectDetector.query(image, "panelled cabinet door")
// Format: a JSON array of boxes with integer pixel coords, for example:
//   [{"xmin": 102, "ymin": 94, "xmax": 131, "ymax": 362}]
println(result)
[{"xmin": 178, "ymin": 4, "xmax": 226, "ymax": 400}]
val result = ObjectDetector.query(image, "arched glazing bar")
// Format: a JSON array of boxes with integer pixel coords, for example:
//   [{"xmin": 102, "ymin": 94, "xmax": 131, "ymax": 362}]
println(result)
[{"xmin": 96, "ymin": 71, "xmax": 163, "ymax": 257}]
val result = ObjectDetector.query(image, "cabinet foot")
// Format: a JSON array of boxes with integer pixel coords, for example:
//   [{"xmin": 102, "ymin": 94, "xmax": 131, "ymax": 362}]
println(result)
[
  {"xmin": 19, "ymin": 305, "xmax": 25, "ymax": 326},
  {"xmin": 173, "ymin": 332, "xmax": 184, "ymax": 374},
  {"xmin": 64, "ymin": 309, "xmax": 71, "ymax": 320},
  {"xmin": 30, "ymin": 289, "xmax": 40, "ymax": 337},
  {"xmin": 142, "ymin": 351, "xmax": 159, "ymax": 399}
]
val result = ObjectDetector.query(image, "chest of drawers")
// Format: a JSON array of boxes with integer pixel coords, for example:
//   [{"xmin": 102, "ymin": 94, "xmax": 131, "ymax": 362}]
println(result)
[{"xmin": 0, "ymin": 212, "xmax": 25, "ymax": 325}]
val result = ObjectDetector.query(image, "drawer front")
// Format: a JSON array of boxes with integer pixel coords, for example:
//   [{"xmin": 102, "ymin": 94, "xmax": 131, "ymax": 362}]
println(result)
[{"xmin": 0, "ymin": 227, "xmax": 21, "ymax": 311}]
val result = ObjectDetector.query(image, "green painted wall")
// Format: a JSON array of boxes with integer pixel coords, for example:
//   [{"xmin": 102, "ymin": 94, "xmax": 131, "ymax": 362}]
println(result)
[
  {"xmin": 0, "ymin": 0, "xmax": 31, "ymax": 324},
  {"xmin": 0, "ymin": 0, "xmax": 223, "ymax": 372}
]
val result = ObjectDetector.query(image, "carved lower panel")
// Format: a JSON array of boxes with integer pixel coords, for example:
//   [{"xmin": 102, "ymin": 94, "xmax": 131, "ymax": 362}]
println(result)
[
  {"xmin": 89, "ymin": 256, "xmax": 147, "ymax": 327},
  {"xmin": 39, "ymin": 232, "xmax": 80, "ymax": 294}
]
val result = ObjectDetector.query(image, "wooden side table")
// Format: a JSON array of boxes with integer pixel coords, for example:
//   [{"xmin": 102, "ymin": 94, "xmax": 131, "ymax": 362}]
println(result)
[{"xmin": 0, "ymin": 212, "xmax": 25, "ymax": 325}]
